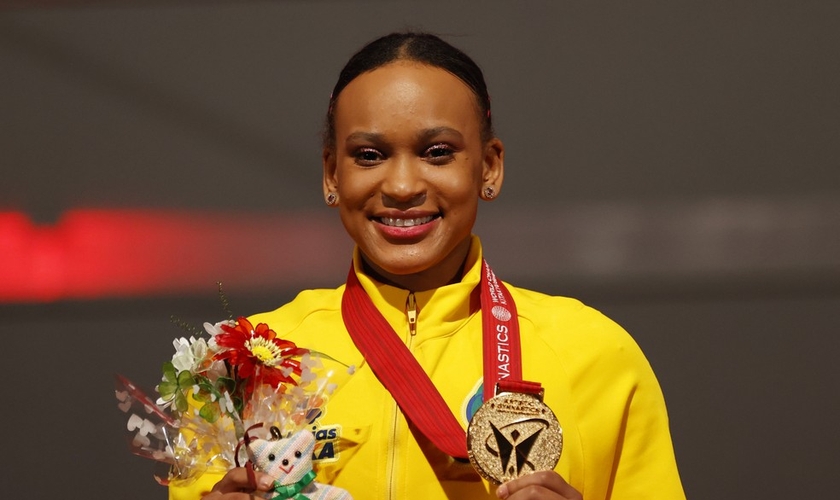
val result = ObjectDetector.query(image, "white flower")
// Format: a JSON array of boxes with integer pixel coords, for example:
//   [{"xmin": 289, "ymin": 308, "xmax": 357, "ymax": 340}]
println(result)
[{"xmin": 171, "ymin": 336, "xmax": 209, "ymax": 373}]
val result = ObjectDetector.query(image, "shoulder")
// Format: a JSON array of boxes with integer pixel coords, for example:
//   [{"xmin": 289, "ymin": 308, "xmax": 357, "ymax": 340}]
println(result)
[
  {"xmin": 509, "ymin": 284, "xmax": 636, "ymax": 348},
  {"xmin": 246, "ymin": 285, "xmax": 360, "ymax": 359},
  {"xmin": 248, "ymin": 286, "xmax": 345, "ymax": 336},
  {"xmin": 508, "ymin": 283, "xmax": 652, "ymax": 382}
]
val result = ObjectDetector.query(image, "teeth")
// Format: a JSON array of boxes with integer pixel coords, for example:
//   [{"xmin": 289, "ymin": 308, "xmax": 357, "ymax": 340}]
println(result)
[{"xmin": 380, "ymin": 215, "xmax": 435, "ymax": 227}]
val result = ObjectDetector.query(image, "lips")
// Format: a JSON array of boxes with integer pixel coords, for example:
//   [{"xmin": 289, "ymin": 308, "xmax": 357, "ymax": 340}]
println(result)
[
  {"xmin": 375, "ymin": 215, "xmax": 438, "ymax": 227},
  {"xmin": 372, "ymin": 213, "xmax": 440, "ymax": 239}
]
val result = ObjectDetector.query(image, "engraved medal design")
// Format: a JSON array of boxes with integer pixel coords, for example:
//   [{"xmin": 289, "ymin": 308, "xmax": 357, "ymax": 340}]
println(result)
[{"xmin": 467, "ymin": 391, "xmax": 563, "ymax": 485}]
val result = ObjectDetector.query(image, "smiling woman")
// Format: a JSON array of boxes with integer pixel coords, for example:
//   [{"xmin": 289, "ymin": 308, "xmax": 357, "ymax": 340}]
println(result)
[
  {"xmin": 169, "ymin": 32, "xmax": 685, "ymax": 500},
  {"xmin": 324, "ymin": 60, "xmax": 503, "ymax": 292}
]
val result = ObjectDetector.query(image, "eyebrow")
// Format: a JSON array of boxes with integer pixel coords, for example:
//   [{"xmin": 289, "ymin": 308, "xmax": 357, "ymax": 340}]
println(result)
[
  {"xmin": 344, "ymin": 127, "xmax": 464, "ymax": 144},
  {"xmin": 345, "ymin": 131, "xmax": 385, "ymax": 143},
  {"xmin": 416, "ymin": 126, "xmax": 464, "ymax": 142}
]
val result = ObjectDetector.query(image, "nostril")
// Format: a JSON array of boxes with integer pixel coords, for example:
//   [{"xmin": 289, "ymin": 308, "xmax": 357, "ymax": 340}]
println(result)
[{"xmin": 382, "ymin": 192, "xmax": 427, "ymax": 209}]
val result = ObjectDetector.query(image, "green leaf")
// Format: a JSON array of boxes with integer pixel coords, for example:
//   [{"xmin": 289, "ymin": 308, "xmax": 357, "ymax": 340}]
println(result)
[
  {"xmin": 158, "ymin": 381, "xmax": 178, "ymax": 398},
  {"xmin": 199, "ymin": 402, "xmax": 220, "ymax": 423},
  {"xmin": 177, "ymin": 369, "xmax": 196, "ymax": 388},
  {"xmin": 232, "ymin": 395, "xmax": 244, "ymax": 414},
  {"xmin": 216, "ymin": 376, "xmax": 235, "ymax": 393},
  {"xmin": 174, "ymin": 391, "xmax": 188, "ymax": 414},
  {"xmin": 192, "ymin": 390, "xmax": 212, "ymax": 403},
  {"xmin": 162, "ymin": 362, "xmax": 176, "ymax": 382},
  {"xmin": 196, "ymin": 379, "xmax": 215, "ymax": 395}
]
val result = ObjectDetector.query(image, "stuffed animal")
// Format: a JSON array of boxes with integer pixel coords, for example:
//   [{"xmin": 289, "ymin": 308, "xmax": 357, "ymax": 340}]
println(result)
[{"xmin": 247, "ymin": 426, "xmax": 352, "ymax": 500}]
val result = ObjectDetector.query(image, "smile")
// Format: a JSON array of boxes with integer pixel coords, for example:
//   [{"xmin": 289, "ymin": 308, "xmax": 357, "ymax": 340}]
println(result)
[{"xmin": 376, "ymin": 215, "xmax": 438, "ymax": 227}]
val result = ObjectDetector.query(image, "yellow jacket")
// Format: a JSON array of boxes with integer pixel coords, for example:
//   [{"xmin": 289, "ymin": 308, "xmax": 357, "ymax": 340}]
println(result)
[{"xmin": 170, "ymin": 237, "xmax": 684, "ymax": 499}]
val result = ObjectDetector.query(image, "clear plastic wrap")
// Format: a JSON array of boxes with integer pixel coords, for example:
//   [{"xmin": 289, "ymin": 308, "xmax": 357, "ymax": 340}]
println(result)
[{"xmin": 115, "ymin": 316, "xmax": 354, "ymax": 488}]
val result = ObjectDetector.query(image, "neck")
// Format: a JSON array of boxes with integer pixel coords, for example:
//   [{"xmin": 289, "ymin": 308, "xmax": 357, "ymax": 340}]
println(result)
[{"xmin": 360, "ymin": 239, "xmax": 472, "ymax": 292}]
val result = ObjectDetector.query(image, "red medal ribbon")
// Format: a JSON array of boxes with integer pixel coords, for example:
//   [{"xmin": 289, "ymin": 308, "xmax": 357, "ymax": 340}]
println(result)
[
  {"xmin": 341, "ymin": 260, "xmax": 543, "ymax": 459},
  {"xmin": 480, "ymin": 263, "xmax": 524, "ymax": 402}
]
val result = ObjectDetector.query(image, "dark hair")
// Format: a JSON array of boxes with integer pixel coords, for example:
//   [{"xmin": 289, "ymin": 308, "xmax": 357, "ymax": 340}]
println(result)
[{"xmin": 323, "ymin": 32, "xmax": 493, "ymax": 148}]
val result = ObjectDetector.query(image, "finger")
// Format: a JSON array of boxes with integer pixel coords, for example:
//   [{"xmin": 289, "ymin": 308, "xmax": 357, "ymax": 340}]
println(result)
[
  {"xmin": 211, "ymin": 467, "xmax": 276, "ymax": 494},
  {"xmin": 496, "ymin": 471, "xmax": 582, "ymax": 500}
]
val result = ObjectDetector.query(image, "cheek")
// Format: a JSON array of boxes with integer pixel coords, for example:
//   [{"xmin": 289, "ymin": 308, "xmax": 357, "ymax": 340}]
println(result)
[
  {"xmin": 433, "ymin": 169, "xmax": 482, "ymax": 204},
  {"xmin": 337, "ymin": 205, "xmax": 365, "ymax": 241},
  {"xmin": 336, "ymin": 170, "xmax": 374, "ymax": 204}
]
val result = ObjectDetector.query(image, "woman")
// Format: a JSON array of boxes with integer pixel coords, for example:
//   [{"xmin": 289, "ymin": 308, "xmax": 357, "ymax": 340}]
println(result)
[{"xmin": 179, "ymin": 32, "xmax": 685, "ymax": 500}]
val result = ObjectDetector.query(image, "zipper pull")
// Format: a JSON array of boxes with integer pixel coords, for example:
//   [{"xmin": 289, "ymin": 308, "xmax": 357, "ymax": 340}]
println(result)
[{"xmin": 406, "ymin": 292, "xmax": 417, "ymax": 337}]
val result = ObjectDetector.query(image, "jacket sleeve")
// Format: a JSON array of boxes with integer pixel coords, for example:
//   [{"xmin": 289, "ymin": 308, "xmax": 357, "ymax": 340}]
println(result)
[
  {"xmin": 607, "ymin": 352, "xmax": 685, "ymax": 499},
  {"xmin": 571, "ymin": 307, "xmax": 685, "ymax": 499}
]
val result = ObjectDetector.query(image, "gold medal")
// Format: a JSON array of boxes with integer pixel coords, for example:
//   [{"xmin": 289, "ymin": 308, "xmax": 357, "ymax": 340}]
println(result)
[{"xmin": 467, "ymin": 388, "xmax": 563, "ymax": 485}]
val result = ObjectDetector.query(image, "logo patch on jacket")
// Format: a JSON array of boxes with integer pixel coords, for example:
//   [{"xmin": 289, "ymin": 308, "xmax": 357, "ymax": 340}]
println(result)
[
  {"xmin": 463, "ymin": 378, "xmax": 484, "ymax": 423},
  {"xmin": 310, "ymin": 423, "xmax": 342, "ymax": 463}
]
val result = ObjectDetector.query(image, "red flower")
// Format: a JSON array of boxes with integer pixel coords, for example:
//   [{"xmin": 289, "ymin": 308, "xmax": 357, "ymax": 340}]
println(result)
[{"xmin": 213, "ymin": 317, "xmax": 308, "ymax": 393}]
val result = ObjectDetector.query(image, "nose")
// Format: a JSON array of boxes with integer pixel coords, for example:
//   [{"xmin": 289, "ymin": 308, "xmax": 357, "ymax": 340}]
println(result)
[{"xmin": 381, "ymin": 155, "xmax": 426, "ymax": 207}]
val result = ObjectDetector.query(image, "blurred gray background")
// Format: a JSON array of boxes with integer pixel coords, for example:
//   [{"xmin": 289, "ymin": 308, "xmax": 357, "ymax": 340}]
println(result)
[{"xmin": 1, "ymin": 1, "xmax": 839, "ymax": 498}]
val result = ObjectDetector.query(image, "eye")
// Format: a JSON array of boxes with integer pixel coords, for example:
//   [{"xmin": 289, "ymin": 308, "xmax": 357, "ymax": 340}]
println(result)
[
  {"xmin": 294, "ymin": 450, "xmax": 302, "ymax": 458},
  {"xmin": 268, "ymin": 454, "xmax": 275, "ymax": 461},
  {"xmin": 423, "ymin": 143, "xmax": 456, "ymax": 165},
  {"xmin": 282, "ymin": 458, "xmax": 289, "ymax": 466},
  {"xmin": 354, "ymin": 147, "xmax": 384, "ymax": 166}
]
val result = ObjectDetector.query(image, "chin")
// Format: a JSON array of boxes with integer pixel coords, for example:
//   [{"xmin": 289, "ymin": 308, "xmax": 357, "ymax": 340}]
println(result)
[{"xmin": 362, "ymin": 245, "xmax": 434, "ymax": 273}]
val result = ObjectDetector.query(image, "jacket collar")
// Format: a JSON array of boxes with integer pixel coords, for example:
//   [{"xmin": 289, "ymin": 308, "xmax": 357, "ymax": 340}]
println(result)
[{"xmin": 351, "ymin": 235, "xmax": 483, "ymax": 343}]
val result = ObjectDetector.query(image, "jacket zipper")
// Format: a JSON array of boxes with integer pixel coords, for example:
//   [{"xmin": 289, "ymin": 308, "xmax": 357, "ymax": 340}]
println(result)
[
  {"xmin": 387, "ymin": 292, "xmax": 418, "ymax": 499},
  {"xmin": 406, "ymin": 292, "xmax": 418, "ymax": 337}
]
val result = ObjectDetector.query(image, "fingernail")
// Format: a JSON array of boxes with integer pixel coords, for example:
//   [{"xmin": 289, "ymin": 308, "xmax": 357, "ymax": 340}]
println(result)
[
  {"xmin": 258, "ymin": 476, "xmax": 275, "ymax": 490},
  {"xmin": 496, "ymin": 484, "xmax": 508, "ymax": 499}
]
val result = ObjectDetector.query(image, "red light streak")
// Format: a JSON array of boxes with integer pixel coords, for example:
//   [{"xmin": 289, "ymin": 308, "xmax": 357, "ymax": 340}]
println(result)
[{"xmin": 0, "ymin": 209, "xmax": 351, "ymax": 303}]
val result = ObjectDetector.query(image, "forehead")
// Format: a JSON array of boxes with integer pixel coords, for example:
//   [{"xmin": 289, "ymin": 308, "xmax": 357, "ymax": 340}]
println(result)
[{"xmin": 333, "ymin": 61, "xmax": 482, "ymax": 135}]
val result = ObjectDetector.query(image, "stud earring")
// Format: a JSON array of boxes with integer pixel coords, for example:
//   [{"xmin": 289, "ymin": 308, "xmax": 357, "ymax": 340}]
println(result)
[
  {"xmin": 326, "ymin": 192, "xmax": 338, "ymax": 205},
  {"xmin": 483, "ymin": 186, "xmax": 495, "ymax": 199}
]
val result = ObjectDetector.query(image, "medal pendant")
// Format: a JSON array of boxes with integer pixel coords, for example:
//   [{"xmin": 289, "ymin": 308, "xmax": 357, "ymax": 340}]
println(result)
[{"xmin": 466, "ymin": 387, "xmax": 563, "ymax": 485}]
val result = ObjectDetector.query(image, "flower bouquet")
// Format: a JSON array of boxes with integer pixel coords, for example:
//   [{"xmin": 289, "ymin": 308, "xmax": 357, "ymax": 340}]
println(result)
[{"xmin": 115, "ymin": 314, "xmax": 354, "ymax": 498}]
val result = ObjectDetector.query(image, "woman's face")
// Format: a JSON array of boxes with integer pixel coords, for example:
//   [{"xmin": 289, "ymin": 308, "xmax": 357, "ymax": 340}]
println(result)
[{"xmin": 324, "ymin": 61, "xmax": 504, "ymax": 291}]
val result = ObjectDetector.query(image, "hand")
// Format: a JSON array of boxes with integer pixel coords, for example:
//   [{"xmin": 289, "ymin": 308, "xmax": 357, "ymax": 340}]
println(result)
[
  {"xmin": 201, "ymin": 467, "xmax": 276, "ymax": 499},
  {"xmin": 495, "ymin": 471, "xmax": 582, "ymax": 500}
]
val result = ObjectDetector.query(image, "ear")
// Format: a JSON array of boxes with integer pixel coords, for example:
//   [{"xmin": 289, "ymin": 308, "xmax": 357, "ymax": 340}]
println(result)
[
  {"xmin": 323, "ymin": 147, "xmax": 339, "ymax": 201},
  {"xmin": 480, "ymin": 138, "xmax": 504, "ymax": 200}
]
